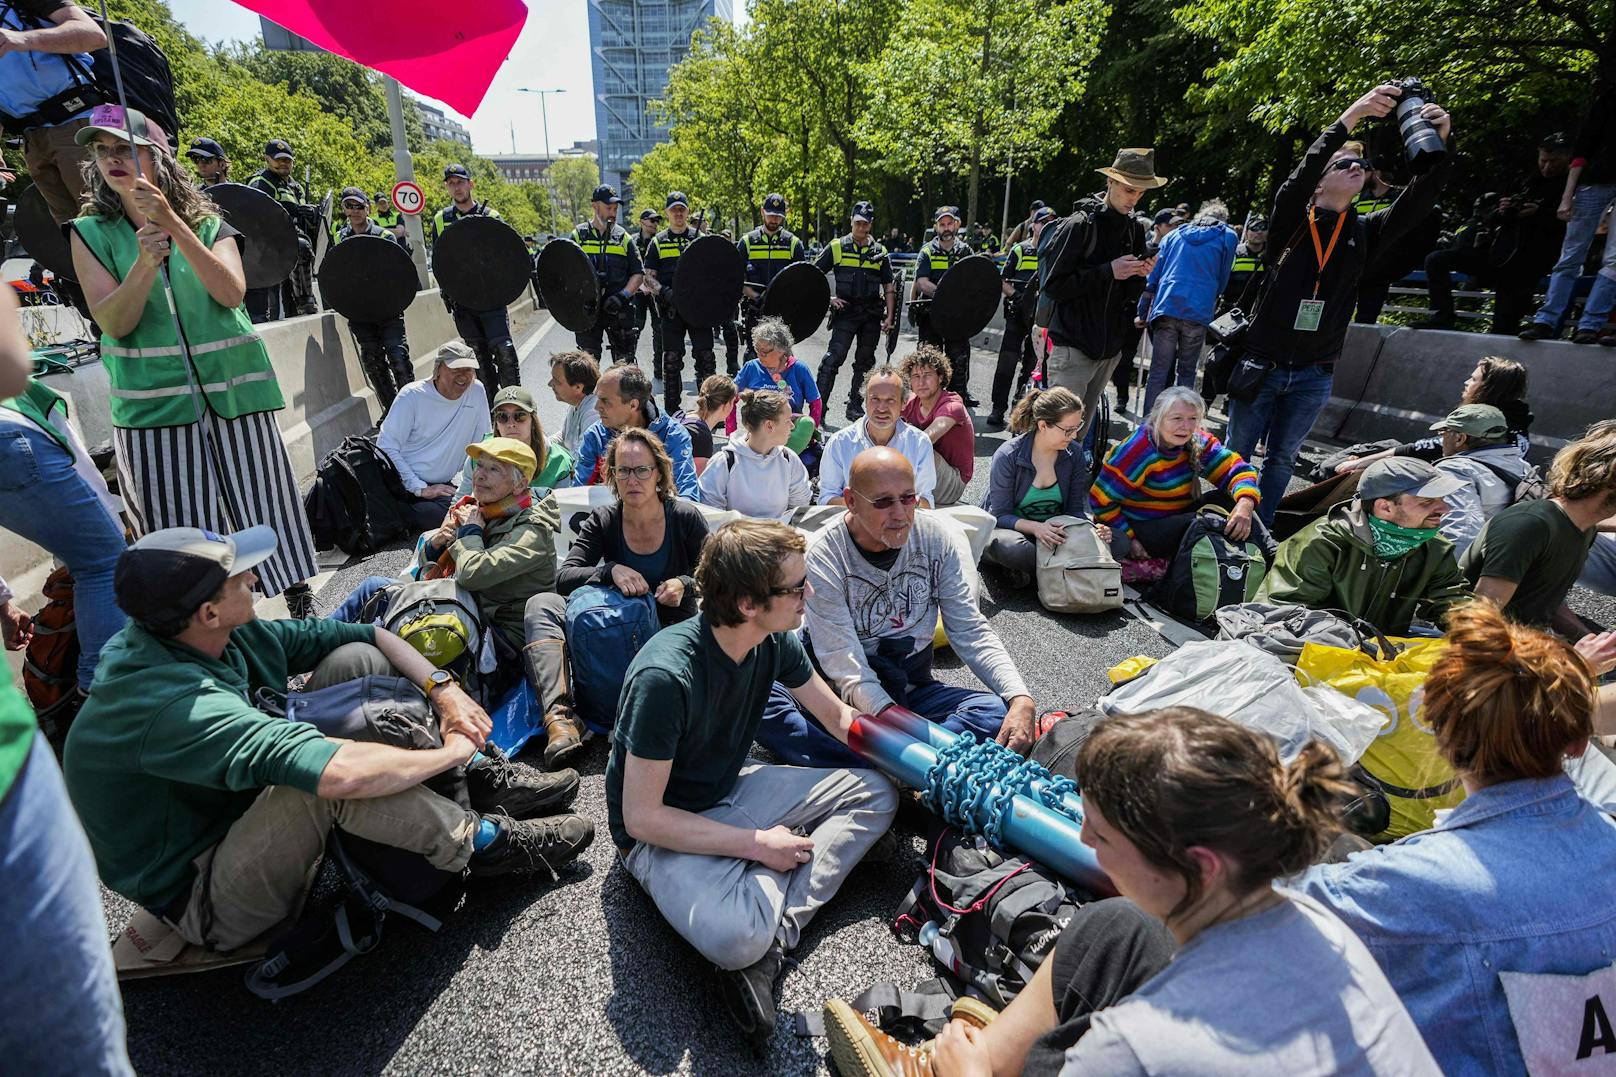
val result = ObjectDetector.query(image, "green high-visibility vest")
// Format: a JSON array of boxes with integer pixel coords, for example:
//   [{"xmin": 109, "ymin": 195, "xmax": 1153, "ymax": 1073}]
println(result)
[
  {"xmin": 72, "ymin": 215, "xmax": 284, "ymax": 430},
  {"xmin": 830, "ymin": 236, "xmax": 886, "ymax": 269},
  {"xmin": 1232, "ymin": 255, "xmax": 1261, "ymax": 273},
  {"xmin": 0, "ymin": 377, "xmax": 72, "ymax": 457}
]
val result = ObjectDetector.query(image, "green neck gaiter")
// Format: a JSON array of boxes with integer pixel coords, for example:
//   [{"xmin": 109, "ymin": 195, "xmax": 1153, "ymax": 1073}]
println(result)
[{"xmin": 1366, "ymin": 513, "xmax": 1440, "ymax": 560}]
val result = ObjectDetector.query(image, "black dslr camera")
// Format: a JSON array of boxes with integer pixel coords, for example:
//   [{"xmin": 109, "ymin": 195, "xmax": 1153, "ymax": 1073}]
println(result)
[{"xmin": 1389, "ymin": 77, "xmax": 1447, "ymax": 175}]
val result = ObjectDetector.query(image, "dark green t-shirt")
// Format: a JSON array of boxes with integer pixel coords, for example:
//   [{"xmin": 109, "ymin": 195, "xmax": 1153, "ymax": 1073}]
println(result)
[
  {"xmin": 605, "ymin": 616, "xmax": 813, "ymax": 850},
  {"xmin": 1459, "ymin": 499, "xmax": 1595, "ymax": 627}
]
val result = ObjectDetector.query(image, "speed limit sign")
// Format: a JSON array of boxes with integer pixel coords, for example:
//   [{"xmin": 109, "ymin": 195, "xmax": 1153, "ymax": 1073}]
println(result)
[{"xmin": 390, "ymin": 180, "xmax": 425, "ymax": 216}]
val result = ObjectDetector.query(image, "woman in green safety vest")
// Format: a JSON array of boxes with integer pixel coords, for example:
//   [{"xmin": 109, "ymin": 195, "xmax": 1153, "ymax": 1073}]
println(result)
[{"xmin": 66, "ymin": 104, "xmax": 318, "ymax": 608}]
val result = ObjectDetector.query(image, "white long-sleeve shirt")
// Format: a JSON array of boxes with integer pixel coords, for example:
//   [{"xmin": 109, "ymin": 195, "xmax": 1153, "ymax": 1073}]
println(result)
[
  {"xmin": 376, "ymin": 378, "xmax": 490, "ymax": 494},
  {"xmin": 697, "ymin": 439, "xmax": 811, "ymax": 520},
  {"xmin": 817, "ymin": 417, "xmax": 937, "ymax": 506}
]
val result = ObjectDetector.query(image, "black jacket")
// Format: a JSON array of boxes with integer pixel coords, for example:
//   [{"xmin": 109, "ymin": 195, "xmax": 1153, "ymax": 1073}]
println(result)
[
  {"xmin": 1041, "ymin": 193, "xmax": 1148, "ymax": 358},
  {"xmin": 556, "ymin": 499, "xmax": 708, "ymax": 626},
  {"xmin": 1246, "ymin": 121, "xmax": 1451, "ymax": 368}
]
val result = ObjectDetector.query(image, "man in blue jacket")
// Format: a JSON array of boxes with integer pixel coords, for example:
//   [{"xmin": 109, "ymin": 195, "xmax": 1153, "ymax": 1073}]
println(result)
[
  {"xmin": 572, "ymin": 363, "xmax": 699, "ymax": 497},
  {"xmin": 1136, "ymin": 200, "xmax": 1238, "ymax": 414}
]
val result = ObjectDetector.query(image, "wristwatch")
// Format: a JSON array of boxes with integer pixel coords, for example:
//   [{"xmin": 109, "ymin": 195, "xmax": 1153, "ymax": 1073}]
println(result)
[{"xmin": 421, "ymin": 669, "xmax": 454, "ymax": 697}]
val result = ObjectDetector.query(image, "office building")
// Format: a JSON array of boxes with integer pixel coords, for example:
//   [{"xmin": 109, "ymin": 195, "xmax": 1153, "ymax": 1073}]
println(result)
[{"xmin": 418, "ymin": 102, "xmax": 473, "ymax": 149}]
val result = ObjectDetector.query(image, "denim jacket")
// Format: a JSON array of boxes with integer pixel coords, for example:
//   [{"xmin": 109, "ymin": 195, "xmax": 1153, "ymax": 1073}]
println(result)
[{"xmin": 1292, "ymin": 774, "xmax": 1616, "ymax": 1075}]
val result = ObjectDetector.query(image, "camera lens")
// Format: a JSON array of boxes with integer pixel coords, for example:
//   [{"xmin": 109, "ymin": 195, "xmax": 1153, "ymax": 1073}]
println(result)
[{"xmin": 1394, "ymin": 78, "xmax": 1447, "ymax": 175}]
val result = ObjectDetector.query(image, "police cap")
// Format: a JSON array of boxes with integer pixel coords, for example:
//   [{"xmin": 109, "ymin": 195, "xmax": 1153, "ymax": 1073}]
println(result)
[
  {"xmin": 264, "ymin": 139, "xmax": 293, "ymax": 160},
  {"xmin": 339, "ymin": 186, "xmax": 368, "ymax": 206},
  {"xmin": 186, "ymin": 137, "xmax": 224, "ymax": 160},
  {"xmin": 592, "ymin": 184, "xmax": 623, "ymax": 205},
  {"xmin": 665, "ymin": 191, "xmax": 689, "ymax": 209},
  {"xmin": 762, "ymin": 193, "xmax": 787, "ymax": 215},
  {"xmin": 851, "ymin": 200, "xmax": 875, "ymax": 222},
  {"xmin": 934, "ymin": 205, "xmax": 961, "ymax": 223},
  {"xmin": 443, "ymin": 163, "xmax": 472, "ymax": 181}
]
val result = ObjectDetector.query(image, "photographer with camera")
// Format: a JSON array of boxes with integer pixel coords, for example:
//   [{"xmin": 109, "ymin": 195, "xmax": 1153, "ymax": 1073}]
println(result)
[{"xmin": 1225, "ymin": 82, "xmax": 1453, "ymax": 526}]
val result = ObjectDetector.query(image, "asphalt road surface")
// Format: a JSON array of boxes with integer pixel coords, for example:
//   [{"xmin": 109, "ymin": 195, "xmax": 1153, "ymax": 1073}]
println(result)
[{"xmin": 104, "ymin": 312, "xmax": 1614, "ymax": 1075}]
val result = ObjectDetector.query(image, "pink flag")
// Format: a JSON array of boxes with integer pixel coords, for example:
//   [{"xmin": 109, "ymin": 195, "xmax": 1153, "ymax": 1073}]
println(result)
[{"xmin": 235, "ymin": 0, "xmax": 528, "ymax": 117}]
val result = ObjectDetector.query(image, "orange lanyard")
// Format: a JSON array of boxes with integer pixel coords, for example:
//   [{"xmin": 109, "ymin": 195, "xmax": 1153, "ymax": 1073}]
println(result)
[{"xmin": 1307, "ymin": 204, "xmax": 1347, "ymax": 299}]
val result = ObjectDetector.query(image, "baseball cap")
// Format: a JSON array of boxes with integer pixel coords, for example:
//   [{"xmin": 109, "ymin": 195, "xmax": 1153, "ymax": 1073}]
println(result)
[
  {"xmin": 665, "ymin": 191, "xmax": 689, "ymax": 209},
  {"xmin": 934, "ymin": 205, "xmax": 961, "ymax": 223},
  {"xmin": 466, "ymin": 436, "xmax": 537, "ymax": 483},
  {"xmin": 114, "ymin": 526, "xmax": 278, "ymax": 626},
  {"xmin": 443, "ymin": 163, "xmax": 472, "ymax": 181},
  {"xmin": 434, "ymin": 341, "xmax": 481, "ymax": 370},
  {"xmin": 373, "ymin": 191, "xmax": 389, "ymax": 201},
  {"xmin": 1031, "ymin": 206, "xmax": 1056, "ymax": 224},
  {"xmin": 74, "ymin": 104, "xmax": 170, "ymax": 152},
  {"xmin": 592, "ymin": 184, "xmax": 623, "ymax": 205},
  {"xmin": 1029, "ymin": 199, "xmax": 1046, "ymax": 213},
  {"xmin": 1429, "ymin": 403, "xmax": 1510, "ymax": 439},
  {"xmin": 1358, "ymin": 458, "xmax": 1467, "ymax": 502},
  {"xmin": 264, "ymin": 138, "xmax": 294, "ymax": 160},
  {"xmin": 851, "ymin": 200, "xmax": 875, "ymax": 222},
  {"xmin": 639, "ymin": 208, "xmax": 662, "ymax": 222},
  {"xmin": 1246, "ymin": 216, "xmax": 1270, "ymax": 232},
  {"xmin": 1152, "ymin": 208, "xmax": 1180, "ymax": 226},
  {"xmin": 185, "ymin": 136, "xmax": 224, "ymax": 160},
  {"xmin": 762, "ymin": 193, "xmax": 787, "ymax": 215},
  {"xmin": 339, "ymin": 186, "xmax": 368, "ymax": 206},
  {"xmin": 491, "ymin": 385, "xmax": 537, "ymax": 414}
]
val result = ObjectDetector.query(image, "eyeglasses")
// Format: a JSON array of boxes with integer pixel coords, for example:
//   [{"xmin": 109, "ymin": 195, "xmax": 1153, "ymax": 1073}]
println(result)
[
  {"xmin": 609, "ymin": 464, "xmax": 657, "ymax": 481},
  {"xmin": 769, "ymin": 575, "xmax": 809, "ymax": 598},
  {"xmin": 850, "ymin": 488, "xmax": 919, "ymax": 511},
  {"xmin": 1053, "ymin": 422, "xmax": 1084, "ymax": 438},
  {"xmin": 491, "ymin": 410, "xmax": 529, "ymax": 423},
  {"xmin": 1328, "ymin": 158, "xmax": 1369, "ymax": 174},
  {"xmin": 93, "ymin": 142, "xmax": 133, "ymax": 161}
]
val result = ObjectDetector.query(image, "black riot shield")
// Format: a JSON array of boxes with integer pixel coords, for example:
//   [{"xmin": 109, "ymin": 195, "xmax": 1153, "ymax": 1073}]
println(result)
[
  {"xmin": 761, "ymin": 260, "xmax": 831, "ymax": 342},
  {"xmin": 535, "ymin": 238, "xmax": 600, "ymax": 333},
  {"xmin": 14, "ymin": 186, "xmax": 75, "ymax": 280},
  {"xmin": 433, "ymin": 216, "xmax": 531, "ymax": 312},
  {"xmin": 671, "ymin": 233, "xmax": 745, "ymax": 329},
  {"xmin": 208, "ymin": 183, "xmax": 300, "ymax": 290},
  {"xmin": 928, "ymin": 254, "xmax": 1002, "ymax": 340},
  {"xmin": 318, "ymin": 236, "xmax": 419, "ymax": 324}
]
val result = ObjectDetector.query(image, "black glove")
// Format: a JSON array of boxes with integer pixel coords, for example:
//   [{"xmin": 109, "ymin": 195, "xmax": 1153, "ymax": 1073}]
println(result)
[{"xmin": 604, "ymin": 292, "xmax": 627, "ymax": 316}]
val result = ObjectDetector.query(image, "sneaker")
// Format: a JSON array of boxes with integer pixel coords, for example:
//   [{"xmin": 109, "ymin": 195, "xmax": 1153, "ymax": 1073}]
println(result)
[
  {"xmin": 284, "ymin": 583, "xmax": 316, "ymax": 620},
  {"xmin": 1572, "ymin": 328, "xmax": 1600, "ymax": 344},
  {"xmin": 465, "ymin": 748, "xmax": 580, "ymax": 819},
  {"xmin": 468, "ymin": 813, "xmax": 594, "ymax": 880},
  {"xmin": 1518, "ymin": 322, "xmax": 1556, "ymax": 341},
  {"xmin": 982, "ymin": 411, "xmax": 1006, "ymax": 430},
  {"xmin": 823, "ymin": 998, "xmax": 931, "ymax": 1076},
  {"xmin": 719, "ymin": 941, "xmax": 786, "ymax": 1045}
]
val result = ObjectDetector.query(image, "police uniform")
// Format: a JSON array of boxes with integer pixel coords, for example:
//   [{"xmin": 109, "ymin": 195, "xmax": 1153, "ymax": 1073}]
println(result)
[
  {"xmin": 573, "ymin": 207, "xmax": 644, "ymax": 368},
  {"xmin": 1222, "ymin": 239, "xmax": 1267, "ymax": 311},
  {"xmin": 428, "ymin": 189, "xmax": 520, "ymax": 391},
  {"xmin": 645, "ymin": 194, "xmax": 712, "ymax": 411},
  {"xmin": 813, "ymin": 202, "xmax": 894, "ymax": 417},
  {"xmin": 335, "ymin": 191, "xmax": 414, "ymax": 410},
  {"xmin": 738, "ymin": 192, "xmax": 806, "ymax": 360},
  {"xmin": 991, "ymin": 229, "xmax": 1043, "ymax": 419},
  {"xmin": 245, "ymin": 139, "xmax": 317, "ymax": 323},
  {"xmin": 633, "ymin": 211, "xmax": 665, "ymax": 361},
  {"xmin": 372, "ymin": 195, "xmax": 410, "ymax": 250},
  {"xmin": 912, "ymin": 212, "xmax": 976, "ymax": 399}
]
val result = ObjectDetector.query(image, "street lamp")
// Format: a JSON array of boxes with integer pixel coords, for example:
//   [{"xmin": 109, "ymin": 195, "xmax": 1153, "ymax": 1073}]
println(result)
[{"xmin": 516, "ymin": 87, "xmax": 566, "ymax": 158}]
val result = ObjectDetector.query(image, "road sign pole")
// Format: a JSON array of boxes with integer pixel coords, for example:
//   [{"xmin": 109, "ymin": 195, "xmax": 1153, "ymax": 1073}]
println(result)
[{"xmin": 386, "ymin": 74, "xmax": 430, "ymax": 287}]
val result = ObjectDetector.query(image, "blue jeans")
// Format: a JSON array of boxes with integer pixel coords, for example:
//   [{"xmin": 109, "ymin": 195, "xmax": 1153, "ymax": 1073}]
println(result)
[
  {"xmin": 332, "ymin": 575, "xmax": 394, "ymax": 623},
  {"xmin": 1143, "ymin": 316, "xmax": 1208, "ymax": 415},
  {"xmin": 0, "ymin": 735, "xmax": 132, "ymax": 1074},
  {"xmin": 0, "ymin": 422, "xmax": 127, "ymax": 691},
  {"xmin": 756, "ymin": 680, "xmax": 1008, "ymax": 769},
  {"xmin": 1225, "ymin": 363, "xmax": 1335, "ymax": 526},
  {"xmin": 1534, "ymin": 184, "xmax": 1616, "ymax": 331}
]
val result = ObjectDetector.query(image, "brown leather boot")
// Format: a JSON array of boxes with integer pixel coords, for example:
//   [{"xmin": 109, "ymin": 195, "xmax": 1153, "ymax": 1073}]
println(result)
[
  {"xmin": 823, "ymin": 999, "xmax": 933, "ymax": 1077},
  {"xmin": 542, "ymin": 706, "xmax": 583, "ymax": 770}
]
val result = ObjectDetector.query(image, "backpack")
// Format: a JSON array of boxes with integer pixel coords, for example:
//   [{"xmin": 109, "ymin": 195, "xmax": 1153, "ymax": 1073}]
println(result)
[
  {"xmin": 362, "ymin": 577, "xmax": 489, "ymax": 689},
  {"xmin": 1149, "ymin": 510, "xmax": 1276, "ymax": 623},
  {"xmin": 22, "ymin": 565, "xmax": 78, "ymax": 729},
  {"xmin": 1478, "ymin": 457, "xmax": 1548, "ymax": 504},
  {"xmin": 1035, "ymin": 515, "xmax": 1123, "ymax": 614},
  {"xmin": 303, "ymin": 435, "xmax": 411, "ymax": 556},
  {"xmin": 1028, "ymin": 708, "xmax": 1107, "ymax": 781},
  {"xmin": 1032, "ymin": 206, "xmax": 1099, "ymax": 328},
  {"xmin": 0, "ymin": 10, "xmax": 178, "ymax": 138},
  {"xmin": 564, "ymin": 583, "xmax": 659, "ymax": 734}
]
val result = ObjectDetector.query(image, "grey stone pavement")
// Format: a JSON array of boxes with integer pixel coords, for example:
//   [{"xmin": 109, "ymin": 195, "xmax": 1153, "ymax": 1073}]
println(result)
[{"xmin": 105, "ymin": 312, "xmax": 1614, "ymax": 1076}]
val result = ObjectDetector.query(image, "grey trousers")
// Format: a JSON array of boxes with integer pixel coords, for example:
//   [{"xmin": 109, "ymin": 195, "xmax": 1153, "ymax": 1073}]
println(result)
[
  {"xmin": 521, "ymin": 592, "xmax": 570, "ymax": 716},
  {"xmin": 984, "ymin": 527, "xmax": 1037, "ymax": 576},
  {"xmin": 622, "ymin": 763, "xmax": 897, "ymax": 970},
  {"xmin": 933, "ymin": 453, "xmax": 967, "ymax": 507},
  {"xmin": 1044, "ymin": 344, "xmax": 1119, "ymax": 439}
]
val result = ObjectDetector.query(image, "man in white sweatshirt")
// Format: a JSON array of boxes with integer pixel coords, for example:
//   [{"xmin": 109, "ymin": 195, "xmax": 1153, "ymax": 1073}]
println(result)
[
  {"xmin": 377, "ymin": 342, "xmax": 492, "ymax": 528},
  {"xmin": 547, "ymin": 350, "xmax": 600, "ymax": 455},
  {"xmin": 1430, "ymin": 404, "xmax": 1538, "ymax": 556}
]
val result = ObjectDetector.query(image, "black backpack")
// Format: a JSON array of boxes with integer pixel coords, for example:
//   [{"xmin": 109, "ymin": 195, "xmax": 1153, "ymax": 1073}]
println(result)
[
  {"xmin": 1149, "ymin": 510, "xmax": 1278, "ymax": 624},
  {"xmin": 0, "ymin": 9, "xmax": 178, "ymax": 139},
  {"xmin": 302, "ymin": 435, "xmax": 412, "ymax": 556},
  {"xmin": 1033, "ymin": 203, "xmax": 1100, "ymax": 328}
]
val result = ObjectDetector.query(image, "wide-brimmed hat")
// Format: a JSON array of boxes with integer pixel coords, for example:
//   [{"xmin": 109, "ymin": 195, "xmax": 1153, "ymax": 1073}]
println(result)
[{"xmin": 1096, "ymin": 148, "xmax": 1170, "ymax": 189}]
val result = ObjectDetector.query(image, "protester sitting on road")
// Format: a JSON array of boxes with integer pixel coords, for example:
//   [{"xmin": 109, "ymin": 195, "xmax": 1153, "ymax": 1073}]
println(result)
[
  {"xmin": 826, "ymin": 707, "xmax": 1437, "ymax": 1077},
  {"xmin": 456, "ymin": 386, "xmax": 573, "ymax": 496},
  {"xmin": 982, "ymin": 388, "xmax": 1109, "ymax": 588},
  {"xmin": 682, "ymin": 373, "xmax": 736, "ymax": 469},
  {"xmin": 378, "ymin": 342, "xmax": 492, "ymax": 529},
  {"xmin": 1336, "ymin": 356, "xmax": 1532, "ymax": 472},
  {"xmin": 1258, "ymin": 458, "xmax": 1472, "ymax": 635},
  {"xmin": 1134, "ymin": 200, "xmax": 1238, "ymax": 415},
  {"xmin": 731, "ymin": 316, "xmax": 823, "ymax": 445},
  {"xmin": 1462, "ymin": 421, "xmax": 1616, "ymax": 637},
  {"xmin": 1422, "ymin": 404, "xmax": 1534, "ymax": 556},
  {"xmin": 818, "ymin": 366, "xmax": 937, "ymax": 507},
  {"xmin": 558, "ymin": 428, "xmax": 708, "ymax": 627},
  {"xmin": 548, "ymin": 350, "xmax": 600, "ymax": 456},
  {"xmin": 63, "ymin": 527, "xmax": 595, "ymax": 963},
  {"xmin": 572, "ymin": 364, "xmax": 699, "ymax": 497},
  {"xmin": 1090, "ymin": 388, "xmax": 1261, "ymax": 562},
  {"xmin": 608, "ymin": 520, "xmax": 898, "ymax": 1043},
  {"xmin": 758, "ymin": 447, "xmax": 1038, "ymax": 768},
  {"xmin": 697, "ymin": 389, "xmax": 811, "ymax": 520},
  {"xmin": 899, "ymin": 346, "xmax": 975, "ymax": 507},
  {"xmin": 1296, "ymin": 601, "xmax": 1616, "ymax": 1075}
]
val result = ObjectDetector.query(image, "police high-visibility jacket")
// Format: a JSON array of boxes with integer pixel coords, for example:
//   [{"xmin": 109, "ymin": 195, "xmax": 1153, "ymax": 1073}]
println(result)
[
  {"xmin": 813, "ymin": 234, "xmax": 893, "ymax": 302},
  {"xmin": 739, "ymin": 225, "xmax": 805, "ymax": 289},
  {"xmin": 913, "ymin": 237, "xmax": 973, "ymax": 290},
  {"xmin": 1001, "ymin": 238, "xmax": 1038, "ymax": 296},
  {"xmin": 645, "ymin": 226, "xmax": 700, "ymax": 292},
  {"xmin": 426, "ymin": 200, "xmax": 501, "ymax": 246},
  {"xmin": 573, "ymin": 221, "xmax": 642, "ymax": 293}
]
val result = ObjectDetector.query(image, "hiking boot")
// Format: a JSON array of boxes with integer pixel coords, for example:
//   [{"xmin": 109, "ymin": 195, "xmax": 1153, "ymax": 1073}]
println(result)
[
  {"xmin": 982, "ymin": 411, "xmax": 1006, "ymax": 431},
  {"xmin": 284, "ymin": 582, "xmax": 316, "ymax": 620},
  {"xmin": 845, "ymin": 400, "xmax": 865, "ymax": 421},
  {"xmin": 1518, "ymin": 322, "xmax": 1556, "ymax": 341},
  {"xmin": 719, "ymin": 941, "xmax": 786, "ymax": 1045},
  {"xmin": 824, "ymin": 998, "xmax": 931, "ymax": 1076},
  {"xmin": 542, "ymin": 706, "xmax": 585, "ymax": 770},
  {"xmin": 1572, "ymin": 328, "xmax": 1600, "ymax": 344},
  {"xmin": 468, "ymin": 813, "xmax": 594, "ymax": 880},
  {"xmin": 466, "ymin": 747, "xmax": 579, "ymax": 819}
]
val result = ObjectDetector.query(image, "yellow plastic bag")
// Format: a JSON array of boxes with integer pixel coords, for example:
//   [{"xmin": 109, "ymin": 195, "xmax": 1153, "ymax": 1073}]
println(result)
[
  {"xmin": 1106, "ymin": 655, "xmax": 1160, "ymax": 685},
  {"xmin": 1296, "ymin": 638, "xmax": 1460, "ymax": 841}
]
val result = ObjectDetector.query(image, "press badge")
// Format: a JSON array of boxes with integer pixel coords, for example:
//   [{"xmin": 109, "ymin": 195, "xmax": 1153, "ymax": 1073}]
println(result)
[{"xmin": 1294, "ymin": 299, "xmax": 1325, "ymax": 332}]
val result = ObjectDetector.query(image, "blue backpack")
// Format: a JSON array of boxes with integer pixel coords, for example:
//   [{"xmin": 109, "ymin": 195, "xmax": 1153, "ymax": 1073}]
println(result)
[{"xmin": 564, "ymin": 584, "xmax": 660, "ymax": 733}]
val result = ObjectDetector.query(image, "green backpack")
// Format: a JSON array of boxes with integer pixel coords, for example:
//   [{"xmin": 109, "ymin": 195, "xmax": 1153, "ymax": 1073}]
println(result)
[
  {"xmin": 1149, "ymin": 510, "xmax": 1277, "ymax": 623},
  {"xmin": 366, "ymin": 578, "xmax": 486, "ymax": 674}
]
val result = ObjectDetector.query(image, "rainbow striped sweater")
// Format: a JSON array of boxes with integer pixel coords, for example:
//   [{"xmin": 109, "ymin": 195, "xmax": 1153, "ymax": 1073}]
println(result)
[{"xmin": 1089, "ymin": 427, "xmax": 1260, "ymax": 537}]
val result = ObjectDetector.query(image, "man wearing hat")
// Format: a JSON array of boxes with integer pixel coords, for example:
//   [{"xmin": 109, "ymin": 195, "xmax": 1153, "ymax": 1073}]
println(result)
[
  {"xmin": 335, "ymin": 186, "xmax": 415, "ymax": 410},
  {"xmin": 1038, "ymin": 148, "xmax": 1162, "ymax": 439},
  {"xmin": 1004, "ymin": 199, "xmax": 1046, "ymax": 248},
  {"xmin": 378, "ymin": 341, "xmax": 493, "ymax": 529},
  {"xmin": 428, "ymin": 163, "xmax": 520, "ymax": 392},
  {"xmin": 814, "ymin": 201, "xmax": 896, "ymax": 419},
  {"xmin": 242, "ymin": 138, "xmax": 320, "ymax": 321},
  {"xmin": 372, "ymin": 190, "xmax": 407, "ymax": 242},
  {"xmin": 738, "ymin": 193, "xmax": 807, "ymax": 360},
  {"xmin": 62, "ymin": 525, "xmax": 594, "ymax": 962},
  {"xmin": 987, "ymin": 205, "xmax": 1057, "ymax": 427},
  {"xmin": 633, "ymin": 208, "xmax": 665, "ymax": 361},
  {"xmin": 1258, "ymin": 457, "xmax": 1472, "ymax": 634},
  {"xmin": 184, "ymin": 137, "xmax": 230, "ymax": 187},
  {"xmin": 644, "ymin": 191, "xmax": 716, "ymax": 412},
  {"xmin": 571, "ymin": 183, "xmax": 645, "ymax": 368},
  {"xmin": 912, "ymin": 206, "xmax": 980, "ymax": 405},
  {"xmin": 1424, "ymin": 403, "xmax": 1539, "ymax": 555}
]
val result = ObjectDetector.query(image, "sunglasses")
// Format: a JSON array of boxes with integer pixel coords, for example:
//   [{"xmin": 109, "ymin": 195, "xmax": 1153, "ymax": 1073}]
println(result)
[
  {"xmin": 491, "ymin": 410, "xmax": 530, "ymax": 423},
  {"xmin": 609, "ymin": 464, "xmax": 657, "ymax": 481},
  {"xmin": 769, "ymin": 575, "xmax": 809, "ymax": 598},
  {"xmin": 1328, "ymin": 158, "xmax": 1369, "ymax": 173},
  {"xmin": 851, "ymin": 488, "xmax": 919, "ymax": 511}
]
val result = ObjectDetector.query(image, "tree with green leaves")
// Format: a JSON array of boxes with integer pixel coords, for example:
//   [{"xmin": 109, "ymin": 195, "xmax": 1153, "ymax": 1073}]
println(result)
[{"xmin": 548, "ymin": 155, "xmax": 602, "ymax": 230}]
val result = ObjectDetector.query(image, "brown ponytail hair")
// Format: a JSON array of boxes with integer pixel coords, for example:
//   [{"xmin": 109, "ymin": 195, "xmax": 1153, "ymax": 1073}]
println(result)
[
  {"xmin": 1008, "ymin": 386, "xmax": 1083, "ymax": 436},
  {"xmin": 696, "ymin": 374, "xmax": 738, "ymax": 417},
  {"xmin": 1077, "ymin": 708, "xmax": 1354, "ymax": 918},
  {"xmin": 1424, "ymin": 602, "xmax": 1594, "ymax": 785},
  {"xmin": 737, "ymin": 387, "xmax": 791, "ymax": 431}
]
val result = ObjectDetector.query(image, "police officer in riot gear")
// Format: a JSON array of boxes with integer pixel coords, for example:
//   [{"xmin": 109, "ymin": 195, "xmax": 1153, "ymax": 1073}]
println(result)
[
  {"xmin": 738, "ymin": 192, "xmax": 806, "ymax": 360},
  {"xmin": 814, "ymin": 200, "xmax": 896, "ymax": 420},
  {"xmin": 912, "ymin": 205, "xmax": 979, "ymax": 406},
  {"xmin": 644, "ymin": 191, "xmax": 716, "ymax": 412},
  {"xmin": 987, "ymin": 205, "xmax": 1055, "ymax": 428},
  {"xmin": 428, "ymin": 162, "xmax": 520, "ymax": 391},
  {"xmin": 334, "ymin": 186, "xmax": 414, "ymax": 410},
  {"xmin": 245, "ymin": 138, "xmax": 319, "ymax": 321},
  {"xmin": 573, "ymin": 184, "xmax": 645, "ymax": 368},
  {"xmin": 185, "ymin": 137, "xmax": 229, "ymax": 188}
]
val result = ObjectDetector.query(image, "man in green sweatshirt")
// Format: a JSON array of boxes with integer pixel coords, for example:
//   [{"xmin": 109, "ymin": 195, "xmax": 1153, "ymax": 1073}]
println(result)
[{"xmin": 63, "ymin": 526, "xmax": 593, "ymax": 954}]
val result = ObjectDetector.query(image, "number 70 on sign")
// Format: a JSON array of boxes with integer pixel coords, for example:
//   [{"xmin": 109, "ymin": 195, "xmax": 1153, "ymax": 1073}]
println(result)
[{"xmin": 391, "ymin": 180, "xmax": 425, "ymax": 216}]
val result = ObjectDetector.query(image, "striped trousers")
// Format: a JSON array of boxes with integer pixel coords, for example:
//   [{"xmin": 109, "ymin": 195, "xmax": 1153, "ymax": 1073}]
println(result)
[{"xmin": 113, "ymin": 409, "xmax": 317, "ymax": 597}]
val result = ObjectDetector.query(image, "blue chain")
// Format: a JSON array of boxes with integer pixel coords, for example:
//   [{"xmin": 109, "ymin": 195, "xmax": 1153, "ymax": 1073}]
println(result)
[{"xmin": 921, "ymin": 733, "xmax": 1085, "ymax": 850}]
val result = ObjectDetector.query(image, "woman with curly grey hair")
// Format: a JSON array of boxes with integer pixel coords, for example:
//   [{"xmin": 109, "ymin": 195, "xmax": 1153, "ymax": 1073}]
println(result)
[{"xmin": 731, "ymin": 315, "xmax": 821, "ymax": 453}]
